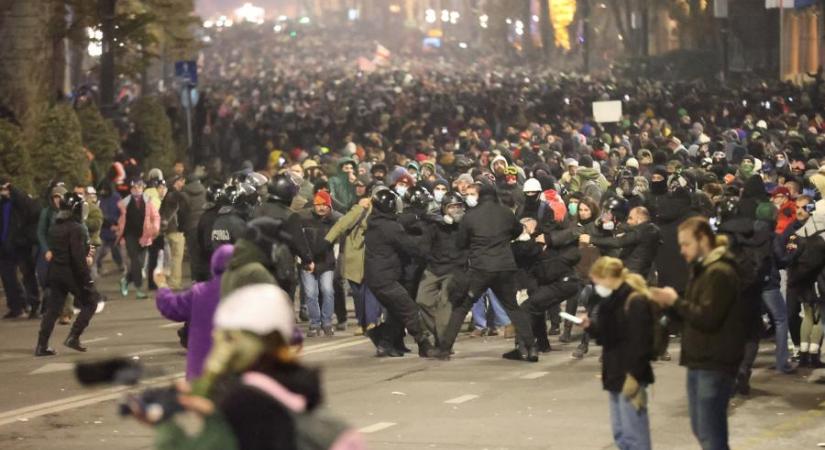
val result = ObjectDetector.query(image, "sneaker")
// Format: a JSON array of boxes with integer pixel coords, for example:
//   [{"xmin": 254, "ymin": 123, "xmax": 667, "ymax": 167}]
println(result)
[
  {"xmin": 470, "ymin": 328, "xmax": 486, "ymax": 338},
  {"xmin": 335, "ymin": 322, "xmax": 347, "ymax": 332},
  {"xmin": 135, "ymin": 290, "xmax": 148, "ymax": 300},
  {"xmin": 486, "ymin": 327, "xmax": 500, "ymax": 337},
  {"xmin": 572, "ymin": 343, "xmax": 588, "ymax": 359},
  {"xmin": 2, "ymin": 310, "xmax": 24, "ymax": 320},
  {"xmin": 322, "ymin": 326, "xmax": 335, "ymax": 337},
  {"xmin": 306, "ymin": 328, "xmax": 320, "ymax": 338},
  {"xmin": 119, "ymin": 277, "xmax": 129, "ymax": 297}
]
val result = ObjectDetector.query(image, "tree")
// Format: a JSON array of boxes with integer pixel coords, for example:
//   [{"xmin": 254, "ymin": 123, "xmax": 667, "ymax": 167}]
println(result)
[
  {"xmin": 129, "ymin": 95, "xmax": 175, "ymax": 174},
  {"xmin": 0, "ymin": 119, "xmax": 33, "ymax": 192},
  {"xmin": 76, "ymin": 102, "xmax": 120, "ymax": 169},
  {"xmin": 29, "ymin": 103, "xmax": 88, "ymax": 188}
]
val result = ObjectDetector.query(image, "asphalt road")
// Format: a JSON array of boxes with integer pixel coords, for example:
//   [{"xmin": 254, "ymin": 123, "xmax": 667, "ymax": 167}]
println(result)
[{"xmin": 1, "ymin": 268, "xmax": 824, "ymax": 450}]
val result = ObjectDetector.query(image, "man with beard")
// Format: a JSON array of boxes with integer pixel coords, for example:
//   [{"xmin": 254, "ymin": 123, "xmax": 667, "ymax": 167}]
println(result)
[{"xmin": 580, "ymin": 206, "xmax": 661, "ymax": 279}]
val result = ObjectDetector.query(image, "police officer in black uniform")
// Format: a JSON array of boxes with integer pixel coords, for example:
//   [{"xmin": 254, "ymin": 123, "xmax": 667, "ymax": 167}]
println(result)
[
  {"xmin": 35, "ymin": 193, "xmax": 99, "ymax": 356},
  {"xmin": 194, "ymin": 183, "xmax": 227, "ymax": 281},
  {"xmin": 209, "ymin": 183, "xmax": 253, "ymax": 256},
  {"xmin": 364, "ymin": 188, "xmax": 435, "ymax": 358}
]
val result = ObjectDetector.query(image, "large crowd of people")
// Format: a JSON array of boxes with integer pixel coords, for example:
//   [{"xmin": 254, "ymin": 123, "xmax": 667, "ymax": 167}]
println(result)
[{"xmin": 2, "ymin": 21, "xmax": 825, "ymax": 450}]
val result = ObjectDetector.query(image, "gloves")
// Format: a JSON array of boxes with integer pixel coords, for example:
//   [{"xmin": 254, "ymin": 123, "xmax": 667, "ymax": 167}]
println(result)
[{"xmin": 622, "ymin": 374, "xmax": 647, "ymax": 411}]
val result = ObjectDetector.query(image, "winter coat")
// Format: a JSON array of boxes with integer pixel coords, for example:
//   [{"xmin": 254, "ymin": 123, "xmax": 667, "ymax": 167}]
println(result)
[
  {"xmin": 458, "ymin": 192, "xmax": 523, "ymax": 272},
  {"xmin": 297, "ymin": 210, "xmax": 337, "ymax": 273},
  {"xmin": 588, "ymin": 283, "xmax": 655, "ymax": 392},
  {"xmin": 590, "ymin": 222, "xmax": 661, "ymax": 278},
  {"xmin": 254, "ymin": 200, "xmax": 313, "ymax": 264},
  {"xmin": 325, "ymin": 203, "xmax": 370, "ymax": 284},
  {"xmin": 0, "ymin": 187, "xmax": 40, "ymax": 255},
  {"xmin": 85, "ymin": 203, "xmax": 103, "ymax": 247},
  {"xmin": 155, "ymin": 244, "xmax": 234, "ymax": 380},
  {"xmin": 534, "ymin": 219, "xmax": 581, "ymax": 284},
  {"xmin": 787, "ymin": 213, "xmax": 825, "ymax": 304},
  {"xmin": 180, "ymin": 180, "xmax": 206, "ymax": 234},
  {"xmin": 364, "ymin": 210, "xmax": 425, "ymax": 288},
  {"xmin": 328, "ymin": 158, "xmax": 358, "ymax": 213},
  {"xmin": 570, "ymin": 167, "xmax": 609, "ymax": 203},
  {"xmin": 116, "ymin": 194, "xmax": 161, "ymax": 247},
  {"xmin": 209, "ymin": 207, "xmax": 247, "ymax": 256},
  {"xmin": 421, "ymin": 213, "xmax": 468, "ymax": 277},
  {"xmin": 672, "ymin": 246, "xmax": 745, "ymax": 376},
  {"xmin": 220, "ymin": 238, "xmax": 276, "ymax": 298},
  {"xmin": 99, "ymin": 193, "xmax": 120, "ymax": 243},
  {"xmin": 37, "ymin": 206, "xmax": 57, "ymax": 252},
  {"xmin": 47, "ymin": 218, "xmax": 94, "ymax": 298},
  {"xmin": 652, "ymin": 192, "xmax": 697, "ymax": 295},
  {"xmin": 159, "ymin": 190, "xmax": 185, "ymax": 234}
]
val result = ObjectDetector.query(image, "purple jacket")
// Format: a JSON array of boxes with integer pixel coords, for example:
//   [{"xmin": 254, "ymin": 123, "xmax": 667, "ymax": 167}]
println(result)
[{"xmin": 156, "ymin": 244, "xmax": 234, "ymax": 380}]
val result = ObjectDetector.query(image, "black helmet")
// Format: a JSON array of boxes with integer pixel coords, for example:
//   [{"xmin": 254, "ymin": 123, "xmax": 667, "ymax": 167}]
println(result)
[
  {"xmin": 716, "ymin": 196, "xmax": 740, "ymax": 225},
  {"xmin": 237, "ymin": 182, "xmax": 259, "ymax": 207},
  {"xmin": 206, "ymin": 183, "xmax": 227, "ymax": 207},
  {"xmin": 222, "ymin": 184, "xmax": 242, "ymax": 206},
  {"xmin": 57, "ymin": 192, "xmax": 86, "ymax": 221},
  {"xmin": 404, "ymin": 184, "xmax": 433, "ymax": 210},
  {"xmin": 267, "ymin": 174, "xmax": 297, "ymax": 204},
  {"xmin": 601, "ymin": 196, "xmax": 629, "ymax": 222},
  {"xmin": 371, "ymin": 188, "xmax": 400, "ymax": 214},
  {"xmin": 615, "ymin": 169, "xmax": 635, "ymax": 195}
]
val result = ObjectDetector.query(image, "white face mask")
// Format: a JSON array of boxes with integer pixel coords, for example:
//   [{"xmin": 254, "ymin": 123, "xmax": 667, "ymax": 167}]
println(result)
[
  {"xmin": 594, "ymin": 284, "xmax": 613, "ymax": 298},
  {"xmin": 395, "ymin": 185, "xmax": 408, "ymax": 197},
  {"xmin": 602, "ymin": 221, "xmax": 615, "ymax": 231},
  {"xmin": 434, "ymin": 190, "xmax": 446, "ymax": 203},
  {"xmin": 465, "ymin": 195, "xmax": 479, "ymax": 208}
]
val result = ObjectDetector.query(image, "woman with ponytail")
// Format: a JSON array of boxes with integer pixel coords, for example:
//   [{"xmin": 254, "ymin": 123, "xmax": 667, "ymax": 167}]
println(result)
[{"xmin": 581, "ymin": 256, "xmax": 655, "ymax": 450}]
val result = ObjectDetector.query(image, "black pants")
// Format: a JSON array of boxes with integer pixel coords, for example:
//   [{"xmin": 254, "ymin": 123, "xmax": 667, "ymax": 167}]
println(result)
[
  {"xmin": 522, "ymin": 277, "xmax": 581, "ymax": 341},
  {"xmin": 787, "ymin": 288, "xmax": 802, "ymax": 348},
  {"xmin": 334, "ymin": 272, "xmax": 348, "ymax": 324},
  {"xmin": 368, "ymin": 281, "xmax": 427, "ymax": 346},
  {"xmin": 38, "ymin": 269, "xmax": 97, "ymax": 347},
  {"xmin": 124, "ymin": 235, "xmax": 147, "ymax": 289},
  {"xmin": 186, "ymin": 229, "xmax": 209, "ymax": 282},
  {"xmin": 146, "ymin": 235, "xmax": 165, "ymax": 290},
  {"xmin": 440, "ymin": 269, "xmax": 534, "ymax": 351},
  {"xmin": 0, "ymin": 249, "xmax": 40, "ymax": 313}
]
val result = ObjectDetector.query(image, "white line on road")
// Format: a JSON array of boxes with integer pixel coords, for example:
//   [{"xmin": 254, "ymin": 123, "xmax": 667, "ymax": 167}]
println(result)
[
  {"xmin": 358, "ymin": 422, "xmax": 397, "ymax": 434},
  {"xmin": 302, "ymin": 339, "xmax": 369, "ymax": 356},
  {"xmin": 159, "ymin": 323, "xmax": 181, "ymax": 328},
  {"xmin": 129, "ymin": 348, "xmax": 180, "ymax": 357},
  {"xmin": 520, "ymin": 371, "xmax": 549, "ymax": 380},
  {"xmin": 83, "ymin": 337, "xmax": 109, "ymax": 344},
  {"xmin": 444, "ymin": 394, "xmax": 479, "ymax": 404},
  {"xmin": 29, "ymin": 363, "xmax": 74, "ymax": 375}
]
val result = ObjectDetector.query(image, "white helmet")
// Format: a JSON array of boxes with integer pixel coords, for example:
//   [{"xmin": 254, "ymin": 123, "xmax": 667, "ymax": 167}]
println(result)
[{"xmin": 214, "ymin": 284, "xmax": 295, "ymax": 338}]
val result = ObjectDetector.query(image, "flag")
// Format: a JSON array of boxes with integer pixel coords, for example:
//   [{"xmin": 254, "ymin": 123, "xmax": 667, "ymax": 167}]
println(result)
[
  {"xmin": 357, "ymin": 57, "xmax": 376, "ymax": 73},
  {"xmin": 373, "ymin": 43, "xmax": 391, "ymax": 66}
]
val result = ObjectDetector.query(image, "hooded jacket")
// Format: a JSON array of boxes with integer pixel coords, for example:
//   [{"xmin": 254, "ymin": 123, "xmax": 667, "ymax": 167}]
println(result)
[
  {"xmin": 180, "ymin": 180, "xmax": 207, "ymax": 234},
  {"xmin": 116, "ymin": 194, "xmax": 161, "ymax": 247},
  {"xmin": 220, "ymin": 238, "xmax": 276, "ymax": 298},
  {"xmin": 325, "ymin": 203, "xmax": 370, "ymax": 284},
  {"xmin": 328, "ymin": 157, "xmax": 358, "ymax": 213},
  {"xmin": 0, "ymin": 187, "xmax": 40, "ymax": 255},
  {"xmin": 570, "ymin": 167, "xmax": 609, "ymax": 202},
  {"xmin": 364, "ymin": 210, "xmax": 425, "ymax": 288},
  {"xmin": 156, "ymin": 244, "xmax": 234, "ymax": 380},
  {"xmin": 590, "ymin": 221, "xmax": 661, "ymax": 278},
  {"xmin": 787, "ymin": 213, "xmax": 825, "ymax": 304},
  {"xmin": 422, "ymin": 212, "xmax": 468, "ymax": 277},
  {"xmin": 673, "ymin": 246, "xmax": 745, "ymax": 375}
]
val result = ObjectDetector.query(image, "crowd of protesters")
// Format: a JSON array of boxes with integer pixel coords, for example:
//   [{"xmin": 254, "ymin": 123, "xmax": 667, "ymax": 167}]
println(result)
[{"xmin": 2, "ymin": 21, "xmax": 825, "ymax": 450}]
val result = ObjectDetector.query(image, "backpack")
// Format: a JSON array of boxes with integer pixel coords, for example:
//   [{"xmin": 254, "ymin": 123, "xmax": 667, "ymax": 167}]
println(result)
[
  {"xmin": 272, "ymin": 241, "xmax": 296, "ymax": 287},
  {"xmin": 648, "ymin": 302, "xmax": 670, "ymax": 359}
]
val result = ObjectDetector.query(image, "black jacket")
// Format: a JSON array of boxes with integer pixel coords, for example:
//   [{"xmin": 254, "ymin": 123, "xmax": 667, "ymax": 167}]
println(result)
[
  {"xmin": 458, "ymin": 193, "xmax": 522, "ymax": 272},
  {"xmin": 255, "ymin": 201, "xmax": 313, "ymax": 264},
  {"xmin": 209, "ymin": 206, "xmax": 247, "ymax": 256},
  {"xmin": 535, "ymin": 218, "xmax": 581, "ymax": 284},
  {"xmin": 364, "ymin": 211, "xmax": 425, "ymax": 288},
  {"xmin": 0, "ymin": 187, "xmax": 41, "ymax": 254},
  {"xmin": 787, "ymin": 218, "xmax": 825, "ymax": 304},
  {"xmin": 180, "ymin": 180, "xmax": 206, "ymax": 233},
  {"xmin": 651, "ymin": 192, "xmax": 697, "ymax": 294},
  {"xmin": 297, "ymin": 210, "xmax": 336, "ymax": 273},
  {"xmin": 159, "ymin": 190, "xmax": 185, "ymax": 234},
  {"xmin": 591, "ymin": 221, "xmax": 661, "ymax": 278},
  {"xmin": 588, "ymin": 283, "xmax": 655, "ymax": 392},
  {"xmin": 422, "ymin": 213, "xmax": 467, "ymax": 277},
  {"xmin": 47, "ymin": 218, "xmax": 93, "ymax": 290}
]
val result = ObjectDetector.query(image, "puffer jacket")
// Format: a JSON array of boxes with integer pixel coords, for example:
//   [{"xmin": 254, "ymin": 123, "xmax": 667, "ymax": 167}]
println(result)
[
  {"xmin": 116, "ymin": 194, "xmax": 161, "ymax": 247},
  {"xmin": 156, "ymin": 244, "xmax": 234, "ymax": 380},
  {"xmin": 673, "ymin": 246, "xmax": 745, "ymax": 375},
  {"xmin": 325, "ymin": 203, "xmax": 370, "ymax": 284}
]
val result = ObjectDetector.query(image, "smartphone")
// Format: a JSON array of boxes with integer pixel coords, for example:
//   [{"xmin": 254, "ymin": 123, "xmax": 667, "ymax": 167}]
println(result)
[{"xmin": 559, "ymin": 312, "xmax": 583, "ymax": 325}]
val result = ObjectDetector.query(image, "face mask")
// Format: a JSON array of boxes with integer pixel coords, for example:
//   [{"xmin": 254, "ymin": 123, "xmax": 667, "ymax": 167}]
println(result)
[
  {"xmin": 568, "ymin": 202, "xmax": 578, "ymax": 216},
  {"xmin": 434, "ymin": 190, "xmax": 446, "ymax": 203},
  {"xmin": 290, "ymin": 173, "xmax": 304, "ymax": 185},
  {"xmin": 395, "ymin": 185, "xmax": 408, "ymax": 197},
  {"xmin": 775, "ymin": 159, "xmax": 787, "ymax": 168},
  {"xmin": 465, "ymin": 195, "xmax": 478, "ymax": 208},
  {"xmin": 594, "ymin": 284, "xmax": 614, "ymax": 298},
  {"xmin": 602, "ymin": 221, "xmax": 615, "ymax": 231}
]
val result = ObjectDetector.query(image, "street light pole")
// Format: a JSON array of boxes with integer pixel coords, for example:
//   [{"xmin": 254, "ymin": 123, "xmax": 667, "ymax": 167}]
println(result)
[
  {"xmin": 99, "ymin": 0, "xmax": 116, "ymax": 117},
  {"xmin": 582, "ymin": 0, "xmax": 591, "ymax": 74}
]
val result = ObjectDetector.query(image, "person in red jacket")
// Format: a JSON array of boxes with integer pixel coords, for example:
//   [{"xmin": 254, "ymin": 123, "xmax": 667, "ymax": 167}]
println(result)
[{"xmin": 772, "ymin": 186, "xmax": 796, "ymax": 235}]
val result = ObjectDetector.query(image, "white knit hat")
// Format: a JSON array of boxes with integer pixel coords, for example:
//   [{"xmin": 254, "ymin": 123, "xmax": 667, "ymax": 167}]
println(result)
[{"xmin": 523, "ymin": 178, "xmax": 542, "ymax": 193}]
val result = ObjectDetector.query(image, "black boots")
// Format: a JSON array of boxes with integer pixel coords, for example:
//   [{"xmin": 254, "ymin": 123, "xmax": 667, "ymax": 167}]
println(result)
[
  {"xmin": 735, "ymin": 372, "xmax": 751, "ymax": 396},
  {"xmin": 417, "ymin": 339, "xmax": 436, "ymax": 358},
  {"xmin": 799, "ymin": 352, "xmax": 810, "ymax": 368},
  {"xmin": 64, "ymin": 334, "xmax": 87, "ymax": 352},
  {"xmin": 502, "ymin": 341, "xmax": 539, "ymax": 362},
  {"xmin": 536, "ymin": 336, "xmax": 552, "ymax": 353},
  {"xmin": 34, "ymin": 345, "xmax": 56, "ymax": 356},
  {"xmin": 367, "ymin": 326, "xmax": 402, "ymax": 358}
]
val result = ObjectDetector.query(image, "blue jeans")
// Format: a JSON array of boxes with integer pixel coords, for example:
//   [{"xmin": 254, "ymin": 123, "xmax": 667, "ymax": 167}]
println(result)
[
  {"xmin": 609, "ymin": 389, "xmax": 651, "ymax": 450},
  {"xmin": 472, "ymin": 289, "xmax": 511, "ymax": 330},
  {"xmin": 301, "ymin": 270, "xmax": 334, "ymax": 328},
  {"xmin": 349, "ymin": 281, "xmax": 383, "ymax": 328},
  {"xmin": 687, "ymin": 369, "xmax": 734, "ymax": 450},
  {"xmin": 762, "ymin": 289, "xmax": 792, "ymax": 372}
]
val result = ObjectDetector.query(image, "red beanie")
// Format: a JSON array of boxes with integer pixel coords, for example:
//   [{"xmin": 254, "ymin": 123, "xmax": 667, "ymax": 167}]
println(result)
[{"xmin": 314, "ymin": 191, "xmax": 332, "ymax": 207}]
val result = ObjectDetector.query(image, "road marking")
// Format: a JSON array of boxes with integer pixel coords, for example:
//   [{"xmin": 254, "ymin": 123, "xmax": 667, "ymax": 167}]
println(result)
[
  {"xmin": 0, "ymin": 372, "xmax": 184, "ymax": 427},
  {"xmin": 303, "ymin": 339, "xmax": 369, "ymax": 356},
  {"xmin": 444, "ymin": 394, "xmax": 479, "ymax": 404},
  {"xmin": 29, "ymin": 363, "xmax": 74, "ymax": 375},
  {"xmin": 358, "ymin": 422, "xmax": 397, "ymax": 433},
  {"xmin": 303, "ymin": 336, "xmax": 362, "ymax": 351},
  {"xmin": 159, "ymin": 323, "xmax": 181, "ymax": 328},
  {"xmin": 83, "ymin": 337, "xmax": 109, "ymax": 344},
  {"xmin": 520, "ymin": 371, "xmax": 549, "ymax": 380},
  {"xmin": 129, "ymin": 348, "xmax": 179, "ymax": 357}
]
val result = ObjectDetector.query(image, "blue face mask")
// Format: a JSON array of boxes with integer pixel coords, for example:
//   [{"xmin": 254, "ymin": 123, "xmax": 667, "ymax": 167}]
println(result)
[{"xmin": 568, "ymin": 202, "xmax": 579, "ymax": 216}]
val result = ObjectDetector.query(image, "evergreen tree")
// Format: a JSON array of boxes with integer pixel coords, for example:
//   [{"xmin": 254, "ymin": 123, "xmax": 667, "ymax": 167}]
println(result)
[
  {"xmin": 29, "ymin": 103, "xmax": 88, "ymax": 188},
  {"xmin": 76, "ymin": 102, "xmax": 120, "ymax": 170},
  {"xmin": 129, "ymin": 95, "xmax": 175, "ymax": 174},
  {"xmin": 0, "ymin": 119, "xmax": 33, "ymax": 192}
]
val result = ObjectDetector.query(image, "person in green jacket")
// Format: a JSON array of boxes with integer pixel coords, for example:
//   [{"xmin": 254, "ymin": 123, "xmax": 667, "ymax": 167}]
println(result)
[
  {"xmin": 325, "ymin": 197, "xmax": 382, "ymax": 334},
  {"xmin": 328, "ymin": 157, "xmax": 358, "ymax": 214},
  {"xmin": 220, "ymin": 218, "xmax": 288, "ymax": 299}
]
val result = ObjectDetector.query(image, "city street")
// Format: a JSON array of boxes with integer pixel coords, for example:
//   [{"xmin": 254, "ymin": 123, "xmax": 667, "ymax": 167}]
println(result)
[{"xmin": 1, "ymin": 270, "xmax": 824, "ymax": 450}]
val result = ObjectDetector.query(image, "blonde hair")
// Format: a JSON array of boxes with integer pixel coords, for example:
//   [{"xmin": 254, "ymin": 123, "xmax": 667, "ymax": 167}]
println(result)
[{"xmin": 589, "ymin": 256, "xmax": 651, "ymax": 305}]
